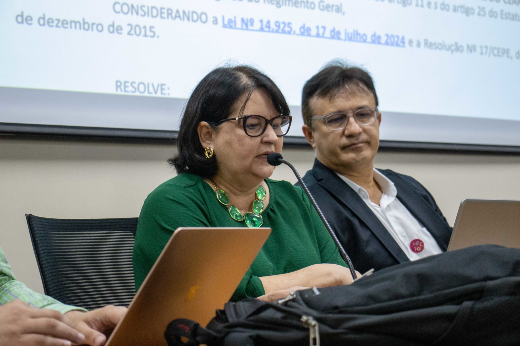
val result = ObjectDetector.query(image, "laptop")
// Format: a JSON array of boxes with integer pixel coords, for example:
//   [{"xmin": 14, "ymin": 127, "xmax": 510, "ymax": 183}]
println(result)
[
  {"xmin": 105, "ymin": 227, "xmax": 271, "ymax": 346},
  {"xmin": 448, "ymin": 199, "xmax": 520, "ymax": 251}
]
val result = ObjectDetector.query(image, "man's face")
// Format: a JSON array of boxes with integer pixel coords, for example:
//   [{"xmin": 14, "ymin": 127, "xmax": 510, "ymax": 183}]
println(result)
[{"xmin": 303, "ymin": 90, "xmax": 381, "ymax": 175}]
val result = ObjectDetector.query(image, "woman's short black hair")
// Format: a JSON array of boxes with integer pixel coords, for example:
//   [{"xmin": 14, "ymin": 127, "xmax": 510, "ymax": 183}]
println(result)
[
  {"xmin": 301, "ymin": 60, "xmax": 379, "ymax": 128},
  {"xmin": 170, "ymin": 65, "xmax": 290, "ymax": 178}
]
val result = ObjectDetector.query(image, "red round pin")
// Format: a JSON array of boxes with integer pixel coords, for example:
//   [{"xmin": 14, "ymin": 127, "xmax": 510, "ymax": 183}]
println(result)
[{"xmin": 410, "ymin": 239, "xmax": 424, "ymax": 253}]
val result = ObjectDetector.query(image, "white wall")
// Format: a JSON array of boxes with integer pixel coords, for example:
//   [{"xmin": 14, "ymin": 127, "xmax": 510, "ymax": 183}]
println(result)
[{"xmin": 1, "ymin": 138, "xmax": 520, "ymax": 294}]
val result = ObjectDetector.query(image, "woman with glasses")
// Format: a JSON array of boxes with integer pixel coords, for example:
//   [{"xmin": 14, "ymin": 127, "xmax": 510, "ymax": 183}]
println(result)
[{"xmin": 133, "ymin": 66, "xmax": 354, "ymax": 302}]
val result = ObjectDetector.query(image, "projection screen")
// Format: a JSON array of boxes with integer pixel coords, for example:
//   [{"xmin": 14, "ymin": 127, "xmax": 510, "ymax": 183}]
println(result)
[{"xmin": 1, "ymin": 0, "xmax": 520, "ymax": 149}]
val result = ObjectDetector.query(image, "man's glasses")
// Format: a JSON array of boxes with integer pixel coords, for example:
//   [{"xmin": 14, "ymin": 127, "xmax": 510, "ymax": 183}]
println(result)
[
  {"xmin": 216, "ymin": 115, "xmax": 292, "ymax": 137},
  {"xmin": 312, "ymin": 108, "xmax": 379, "ymax": 131}
]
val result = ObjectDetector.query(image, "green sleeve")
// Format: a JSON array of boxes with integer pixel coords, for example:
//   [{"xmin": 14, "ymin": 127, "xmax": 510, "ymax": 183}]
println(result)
[
  {"xmin": 0, "ymin": 246, "xmax": 85, "ymax": 313},
  {"xmin": 230, "ymin": 268, "xmax": 264, "ymax": 301},
  {"xmin": 133, "ymin": 179, "xmax": 213, "ymax": 290},
  {"xmin": 297, "ymin": 187, "xmax": 349, "ymax": 267}
]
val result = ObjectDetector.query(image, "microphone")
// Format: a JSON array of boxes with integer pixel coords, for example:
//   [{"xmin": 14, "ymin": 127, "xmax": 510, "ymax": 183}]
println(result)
[{"xmin": 267, "ymin": 152, "xmax": 357, "ymax": 280}]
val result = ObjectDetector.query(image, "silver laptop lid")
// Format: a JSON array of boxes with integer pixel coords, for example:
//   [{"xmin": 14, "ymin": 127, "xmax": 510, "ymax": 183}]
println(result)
[{"xmin": 448, "ymin": 199, "xmax": 520, "ymax": 251}]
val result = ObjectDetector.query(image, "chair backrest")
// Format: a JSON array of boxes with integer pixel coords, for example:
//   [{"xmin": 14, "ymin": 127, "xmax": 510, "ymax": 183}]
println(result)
[{"xmin": 25, "ymin": 214, "xmax": 138, "ymax": 311}]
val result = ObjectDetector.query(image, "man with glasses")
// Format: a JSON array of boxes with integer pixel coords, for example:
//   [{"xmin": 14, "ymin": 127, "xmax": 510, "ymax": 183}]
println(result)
[{"xmin": 300, "ymin": 62, "xmax": 452, "ymax": 274}]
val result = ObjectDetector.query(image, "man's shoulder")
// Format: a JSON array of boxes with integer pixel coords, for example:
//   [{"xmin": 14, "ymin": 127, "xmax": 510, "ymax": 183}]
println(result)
[
  {"xmin": 376, "ymin": 168, "xmax": 430, "ymax": 194},
  {"xmin": 377, "ymin": 168, "xmax": 402, "ymax": 177},
  {"xmin": 300, "ymin": 168, "xmax": 318, "ymax": 186},
  {"xmin": 300, "ymin": 159, "xmax": 333, "ymax": 186},
  {"xmin": 377, "ymin": 168, "xmax": 417, "ymax": 183}
]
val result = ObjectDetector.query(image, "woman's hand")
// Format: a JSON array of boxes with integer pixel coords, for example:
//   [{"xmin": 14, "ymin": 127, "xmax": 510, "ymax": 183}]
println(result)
[
  {"xmin": 259, "ymin": 263, "xmax": 354, "ymax": 295},
  {"xmin": 256, "ymin": 286, "xmax": 309, "ymax": 302}
]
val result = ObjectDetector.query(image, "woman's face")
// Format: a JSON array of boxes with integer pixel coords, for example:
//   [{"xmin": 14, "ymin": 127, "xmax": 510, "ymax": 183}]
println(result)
[{"xmin": 212, "ymin": 89, "xmax": 284, "ymax": 186}]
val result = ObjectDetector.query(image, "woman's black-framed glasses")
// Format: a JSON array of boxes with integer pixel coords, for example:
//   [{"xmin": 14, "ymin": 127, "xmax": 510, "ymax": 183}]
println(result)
[{"xmin": 216, "ymin": 115, "xmax": 292, "ymax": 137}]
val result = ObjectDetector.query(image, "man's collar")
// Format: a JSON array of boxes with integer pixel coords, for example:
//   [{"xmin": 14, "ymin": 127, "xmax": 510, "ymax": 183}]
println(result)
[
  {"xmin": 373, "ymin": 169, "xmax": 397, "ymax": 198},
  {"xmin": 334, "ymin": 168, "xmax": 397, "ymax": 199}
]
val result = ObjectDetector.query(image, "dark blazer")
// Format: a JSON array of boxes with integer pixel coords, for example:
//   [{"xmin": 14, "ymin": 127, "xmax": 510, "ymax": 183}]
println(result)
[{"xmin": 301, "ymin": 158, "xmax": 452, "ymax": 274}]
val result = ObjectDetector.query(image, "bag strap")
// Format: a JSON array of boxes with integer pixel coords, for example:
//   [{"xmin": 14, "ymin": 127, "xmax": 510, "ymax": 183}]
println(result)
[{"xmin": 165, "ymin": 318, "xmax": 225, "ymax": 346}]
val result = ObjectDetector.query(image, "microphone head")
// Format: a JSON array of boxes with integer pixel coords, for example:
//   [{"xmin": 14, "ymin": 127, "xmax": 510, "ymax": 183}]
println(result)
[{"xmin": 267, "ymin": 152, "xmax": 283, "ymax": 166}]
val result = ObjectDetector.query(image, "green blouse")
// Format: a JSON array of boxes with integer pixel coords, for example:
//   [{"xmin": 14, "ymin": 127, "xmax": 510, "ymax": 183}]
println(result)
[{"xmin": 133, "ymin": 173, "xmax": 347, "ymax": 301}]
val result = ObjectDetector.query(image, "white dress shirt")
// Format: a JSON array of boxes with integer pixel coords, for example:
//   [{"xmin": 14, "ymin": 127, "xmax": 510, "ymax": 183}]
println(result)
[{"xmin": 337, "ymin": 169, "xmax": 442, "ymax": 261}]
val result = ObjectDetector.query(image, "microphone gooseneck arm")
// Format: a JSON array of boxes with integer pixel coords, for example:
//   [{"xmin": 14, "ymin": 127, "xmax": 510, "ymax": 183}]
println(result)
[{"xmin": 268, "ymin": 153, "xmax": 357, "ymax": 280}]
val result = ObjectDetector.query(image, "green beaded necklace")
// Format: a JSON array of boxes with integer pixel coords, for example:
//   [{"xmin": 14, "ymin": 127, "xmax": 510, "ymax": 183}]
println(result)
[{"xmin": 210, "ymin": 180, "xmax": 266, "ymax": 228}]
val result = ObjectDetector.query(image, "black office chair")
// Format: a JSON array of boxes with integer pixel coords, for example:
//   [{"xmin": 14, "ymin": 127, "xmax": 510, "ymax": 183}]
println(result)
[{"xmin": 25, "ymin": 214, "xmax": 138, "ymax": 311}]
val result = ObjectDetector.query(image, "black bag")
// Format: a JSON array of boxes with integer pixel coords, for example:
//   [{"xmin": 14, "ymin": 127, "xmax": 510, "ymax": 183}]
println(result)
[{"xmin": 165, "ymin": 245, "xmax": 520, "ymax": 346}]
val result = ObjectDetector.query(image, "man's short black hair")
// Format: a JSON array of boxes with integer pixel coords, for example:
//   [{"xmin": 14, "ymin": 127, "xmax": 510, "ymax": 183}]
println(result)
[
  {"xmin": 170, "ymin": 65, "xmax": 290, "ymax": 178},
  {"xmin": 302, "ymin": 60, "xmax": 379, "ymax": 128}
]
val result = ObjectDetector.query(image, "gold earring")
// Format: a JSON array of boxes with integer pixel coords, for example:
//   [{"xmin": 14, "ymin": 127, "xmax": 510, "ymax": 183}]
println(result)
[{"xmin": 204, "ymin": 147, "xmax": 214, "ymax": 159}]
